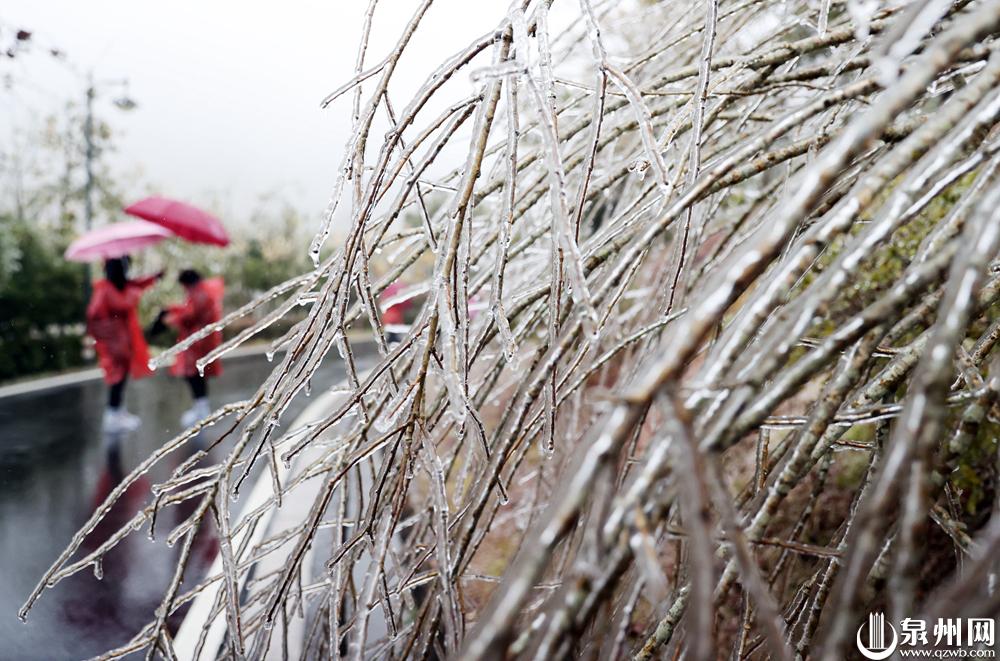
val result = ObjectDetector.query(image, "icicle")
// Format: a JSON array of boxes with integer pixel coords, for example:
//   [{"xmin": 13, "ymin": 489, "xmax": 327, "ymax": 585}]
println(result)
[
  {"xmin": 333, "ymin": 331, "xmax": 348, "ymax": 360},
  {"xmin": 873, "ymin": 0, "xmax": 950, "ymax": 86},
  {"xmin": 847, "ymin": 0, "xmax": 880, "ymax": 40},
  {"xmin": 375, "ymin": 382, "xmax": 416, "ymax": 433},
  {"xmin": 629, "ymin": 531, "xmax": 668, "ymax": 600},
  {"xmin": 309, "ymin": 154, "xmax": 352, "ymax": 267},
  {"xmin": 437, "ymin": 292, "xmax": 468, "ymax": 426},
  {"xmin": 628, "ymin": 159, "xmax": 650, "ymax": 180},
  {"xmin": 297, "ymin": 292, "xmax": 320, "ymax": 306}
]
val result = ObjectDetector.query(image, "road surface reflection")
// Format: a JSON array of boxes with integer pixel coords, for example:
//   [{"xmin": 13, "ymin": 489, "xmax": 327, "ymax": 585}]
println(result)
[{"xmin": 0, "ymin": 351, "xmax": 349, "ymax": 660}]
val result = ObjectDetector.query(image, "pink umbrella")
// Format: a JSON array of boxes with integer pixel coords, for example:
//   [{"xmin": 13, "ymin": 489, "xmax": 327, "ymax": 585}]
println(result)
[
  {"xmin": 64, "ymin": 220, "xmax": 175, "ymax": 262},
  {"xmin": 124, "ymin": 196, "xmax": 230, "ymax": 247}
]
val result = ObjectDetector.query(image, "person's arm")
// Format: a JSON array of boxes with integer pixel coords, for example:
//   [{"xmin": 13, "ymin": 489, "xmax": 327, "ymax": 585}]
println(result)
[
  {"xmin": 130, "ymin": 271, "xmax": 163, "ymax": 290},
  {"xmin": 146, "ymin": 310, "xmax": 169, "ymax": 337},
  {"xmin": 165, "ymin": 297, "xmax": 198, "ymax": 330}
]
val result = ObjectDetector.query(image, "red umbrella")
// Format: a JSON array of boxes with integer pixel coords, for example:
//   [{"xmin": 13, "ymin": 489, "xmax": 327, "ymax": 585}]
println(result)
[
  {"xmin": 65, "ymin": 220, "xmax": 175, "ymax": 262},
  {"xmin": 124, "ymin": 196, "xmax": 230, "ymax": 247}
]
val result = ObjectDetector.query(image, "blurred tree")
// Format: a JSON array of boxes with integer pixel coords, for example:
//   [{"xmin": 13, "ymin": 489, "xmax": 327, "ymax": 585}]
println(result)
[
  {"xmin": 0, "ymin": 106, "xmax": 126, "ymax": 380},
  {"xmin": 230, "ymin": 200, "xmax": 311, "ymax": 301},
  {"xmin": 0, "ymin": 212, "xmax": 87, "ymax": 380},
  {"xmin": 0, "ymin": 106, "xmax": 126, "ymax": 238}
]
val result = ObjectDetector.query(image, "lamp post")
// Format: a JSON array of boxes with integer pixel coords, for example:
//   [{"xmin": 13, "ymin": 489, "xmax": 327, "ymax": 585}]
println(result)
[{"xmin": 81, "ymin": 73, "xmax": 137, "ymax": 299}]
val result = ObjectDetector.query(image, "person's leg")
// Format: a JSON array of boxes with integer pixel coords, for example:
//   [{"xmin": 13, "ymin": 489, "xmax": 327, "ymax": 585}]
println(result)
[
  {"xmin": 181, "ymin": 375, "xmax": 211, "ymax": 428},
  {"xmin": 186, "ymin": 375, "xmax": 207, "ymax": 400},
  {"xmin": 108, "ymin": 377, "xmax": 127, "ymax": 408},
  {"xmin": 104, "ymin": 377, "xmax": 140, "ymax": 431}
]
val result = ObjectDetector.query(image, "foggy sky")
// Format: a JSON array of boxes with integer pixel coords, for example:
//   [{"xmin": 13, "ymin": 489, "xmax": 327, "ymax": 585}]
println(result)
[{"xmin": 0, "ymin": 0, "xmax": 511, "ymax": 229}]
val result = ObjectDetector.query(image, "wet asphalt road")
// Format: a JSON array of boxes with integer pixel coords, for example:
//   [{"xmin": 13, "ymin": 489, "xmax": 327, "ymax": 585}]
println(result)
[{"xmin": 0, "ymin": 350, "xmax": 355, "ymax": 660}]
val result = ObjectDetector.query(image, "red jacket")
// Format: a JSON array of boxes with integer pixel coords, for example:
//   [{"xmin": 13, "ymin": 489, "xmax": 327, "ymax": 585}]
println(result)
[
  {"xmin": 166, "ymin": 277, "xmax": 224, "ymax": 378},
  {"xmin": 380, "ymin": 281, "xmax": 410, "ymax": 326},
  {"xmin": 87, "ymin": 276, "xmax": 157, "ymax": 384}
]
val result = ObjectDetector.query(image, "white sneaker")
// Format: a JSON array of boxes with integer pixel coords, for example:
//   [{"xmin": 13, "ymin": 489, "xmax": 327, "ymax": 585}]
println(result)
[
  {"xmin": 194, "ymin": 398, "xmax": 211, "ymax": 420},
  {"xmin": 119, "ymin": 410, "xmax": 141, "ymax": 431},
  {"xmin": 103, "ymin": 407, "xmax": 141, "ymax": 433},
  {"xmin": 181, "ymin": 398, "xmax": 211, "ymax": 428},
  {"xmin": 180, "ymin": 407, "xmax": 198, "ymax": 428}
]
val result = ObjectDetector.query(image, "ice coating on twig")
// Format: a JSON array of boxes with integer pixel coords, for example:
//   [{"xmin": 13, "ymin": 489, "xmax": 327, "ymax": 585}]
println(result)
[{"xmin": 23, "ymin": 1, "xmax": 1000, "ymax": 659}]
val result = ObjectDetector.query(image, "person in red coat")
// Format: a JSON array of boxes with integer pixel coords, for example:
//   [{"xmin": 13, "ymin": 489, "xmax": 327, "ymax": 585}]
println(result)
[
  {"xmin": 380, "ymin": 280, "xmax": 411, "ymax": 344},
  {"xmin": 87, "ymin": 257, "xmax": 161, "ymax": 432},
  {"xmin": 158, "ymin": 269, "xmax": 224, "ymax": 427}
]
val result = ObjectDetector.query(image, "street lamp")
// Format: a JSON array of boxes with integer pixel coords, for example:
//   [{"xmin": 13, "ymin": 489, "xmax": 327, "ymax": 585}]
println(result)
[
  {"xmin": 112, "ymin": 94, "xmax": 137, "ymax": 112},
  {"xmin": 82, "ymin": 73, "xmax": 137, "ymax": 296}
]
